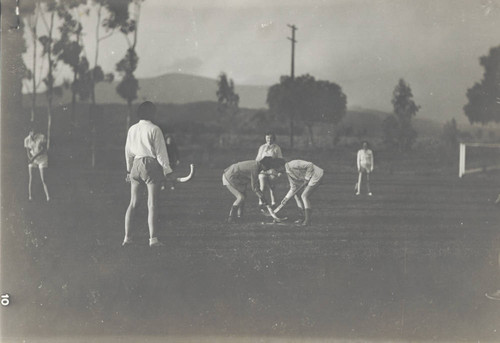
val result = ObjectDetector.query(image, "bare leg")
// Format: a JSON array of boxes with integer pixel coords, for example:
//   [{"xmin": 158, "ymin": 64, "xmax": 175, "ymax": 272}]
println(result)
[
  {"xmin": 124, "ymin": 182, "xmax": 142, "ymax": 242},
  {"xmin": 356, "ymin": 172, "xmax": 363, "ymax": 195},
  {"xmin": 268, "ymin": 183, "xmax": 276, "ymax": 206},
  {"xmin": 226, "ymin": 184, "xmax": 246, "ymax": 220},
  {"xmin": 366, "ymin": 172, "xmax": 372, "ymax": 195},
  {"xmin": 301, "ymin": 184, "xmax": 319, "ymax": 210},
  {"xmin": 258, "ymin": 174, "xmax": 266, "ymax": 205},
  {"xmin": 294, "ymin": 194, "xmax": 304, "ymax": 210},
  {"xmin": 28, "ymin": 166, "xmax": 34, "ymax": 200},
  {"xmin": 39, "ymin": 167, "xmax": 50, "ymax": 201},
  {"xmin": 146, "ymin": 183, "xmax": 161, "ymax": 240}
]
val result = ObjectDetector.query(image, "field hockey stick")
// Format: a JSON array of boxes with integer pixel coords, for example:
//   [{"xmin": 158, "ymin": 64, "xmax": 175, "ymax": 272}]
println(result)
[
  {"xmin": 265, "ymin": 204, "xmax": 286, "ymax": 222},
  {"xmin": 176, "ymin": 163, "xmax": 195, "ymax": 183},
  {"xmin": 273, "ymin": 181, "xmax": 308, "ymax": 214},
  {"xmin": 161, "ymin": 164, "xmax": 195, "ymax": 190}
]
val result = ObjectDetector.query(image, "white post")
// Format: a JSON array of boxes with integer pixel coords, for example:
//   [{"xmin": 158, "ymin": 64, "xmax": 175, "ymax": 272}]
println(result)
[{"xmin": 459, "ymin": 143, "xmax": 466, "ymax": 178}]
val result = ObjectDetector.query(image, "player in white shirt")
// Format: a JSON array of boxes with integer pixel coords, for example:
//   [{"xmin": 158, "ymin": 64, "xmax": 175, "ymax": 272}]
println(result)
[
  {"xmin": 124, "ymin": 101, "xmax": 172, "ymax": 247},
  {"xmin": 273, "ymin": 159, "xmax": 324, "ymax": 226},
  {"xmin": 24, "ymin": 128, "xmax": 50, "ymax": 201},
  {"xmin": 255, "ymin": 132, "xmax": 283, "ymax": 208},
  {"xmin": 356, "ymin": 141, "xmax": 374, "ymax": 196}
]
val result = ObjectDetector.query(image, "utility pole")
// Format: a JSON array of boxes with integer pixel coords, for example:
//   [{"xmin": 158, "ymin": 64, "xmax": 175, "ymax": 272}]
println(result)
[
  {"xmin": 287, "ymin": 24, "xmax": 297, "ymax": 79},
  {"xmin": 287, "ymin": 24, "xmax": 298, "ymax": 148}
]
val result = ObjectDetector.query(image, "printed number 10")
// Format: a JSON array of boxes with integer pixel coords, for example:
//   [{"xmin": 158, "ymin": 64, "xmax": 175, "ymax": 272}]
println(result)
[{"xmin": 1, "ymin": 294, "xmax": 10, "ymax": 306}]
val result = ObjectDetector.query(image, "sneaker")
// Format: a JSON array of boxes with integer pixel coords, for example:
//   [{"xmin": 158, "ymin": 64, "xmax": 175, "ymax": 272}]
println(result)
[
  {"xmin": 368, "ymin": 192, "xmax": 373, "ymax": 196},
  {"xmin": 294, "ymin": 218, "xmax": 304, "ymax": 224},
  {"xmin": 355, "ymin": 192, "xmax": 360, "ymax": 196},
  {"xmin": 122, "ymin": 238, "xmax": 133, "ymax": 246},
  {"xmin": 149, "ymin": 237, "xmax": 164, "ymax": 247},
  {"xmin": 485, "ymin": 290, "xmax": 500, "ymax": 300},
  {"xmin": 227, "ymin": 216, "xmax": 235, "ymax": 223}
]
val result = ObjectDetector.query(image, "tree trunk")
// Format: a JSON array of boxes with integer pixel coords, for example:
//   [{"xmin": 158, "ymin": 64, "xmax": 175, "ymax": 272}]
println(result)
[
  {"xmin": 47, "ymin": 101, "xmax": 52, "ymax": 150},
  {"xmin": 71, "ymin": 68, "xmax": 77, "ymax": 128},
  {"xmin": 30, "ymin": 7, "xmax": 38, "ymax": 123},
  {"xmin": 126, "ymin": 99, "xmax": 132, "ymax": 129},
  {"xmin": 46, "ymin": 11, "xmax": 55, "ymax": 150}
]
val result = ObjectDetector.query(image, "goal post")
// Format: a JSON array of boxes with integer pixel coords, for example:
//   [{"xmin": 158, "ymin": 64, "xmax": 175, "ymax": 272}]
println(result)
[{"xmin": 459, "ymin": 142, "xmax": 500, "ymax": 178}]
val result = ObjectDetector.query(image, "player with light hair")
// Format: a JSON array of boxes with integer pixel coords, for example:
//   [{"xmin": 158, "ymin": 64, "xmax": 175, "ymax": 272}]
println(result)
[
  {"xmin": 24, "ymin": 127, "xmax": 50, "ymax": 202},
  {"xmin": 355, "ymin": 141, "xmax": 374, "ymax": 196},
  {"xmin": 124, "ymin": 101, "xmax": 172, "ymax": 247},
  {"xmin": 256, "ymin": 132, "xmax": 283, "ymax": 208},
  {"xmin": 223, "ymin": 157, "xmax": 276, "ymax": 223},
  {"xmin": 275, "ymin": 159, "xmax": 324, "ymax": 226}
]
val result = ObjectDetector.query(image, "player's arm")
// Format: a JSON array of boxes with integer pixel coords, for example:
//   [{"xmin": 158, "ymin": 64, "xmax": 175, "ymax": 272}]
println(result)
[
  {"xmin": 370, "ymin": 151, "xmax": 374, "ymax": 172},
  {"xmin": 281, "ymin": 175, "xmax": 297, "ymax": 205},
  {"xmin": 26, "ymin": 148, "xmax": 33, "ymax": 161},
  {"xmin": 304, "ymin": 162, "xmax": 314, "ymax": 182},
  {"xmin": 255, "ymin": 145, "xmax": 264, "ymax": 161},
  {"xmin": 24, "ymin": 138, "xmax": 33, "ymax": 161},
  {"xmin": 357, "ymin": 150, "xmax": 361, "ymax": 171},
  {"xmin": 276, "ymin": 145, "xmax": 283, "ymax": 159},
  {"xmin": 251, "ymin": 166, "xmax": 267, "ymax": 204},
  {"xmin": 153, "ymin": 128, "xmax": 173, "ymax": 176}
]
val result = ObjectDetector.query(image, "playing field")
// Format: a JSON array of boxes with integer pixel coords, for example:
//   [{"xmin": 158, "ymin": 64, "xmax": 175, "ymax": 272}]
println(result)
[{"xmin": 1, "ymin": 147, "xmax": 500, "ymax": 342}]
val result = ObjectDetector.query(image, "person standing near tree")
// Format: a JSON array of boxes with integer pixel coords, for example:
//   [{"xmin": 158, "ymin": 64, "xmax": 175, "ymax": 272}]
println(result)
[
  {"xmin": 24, "ymin": 128, "xmax": 50, "ymax": 202},
  {"xmin": 123, "ymin": 101, "xmax": 172, "ymax": 247},
  {"xmin": 356, "ymin": 141, "xmax": 374, "ymax": 196}
]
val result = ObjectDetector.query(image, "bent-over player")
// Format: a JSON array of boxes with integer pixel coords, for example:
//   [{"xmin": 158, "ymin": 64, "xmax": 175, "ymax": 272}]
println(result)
[
  {"xmin": 278, "ymin": 159, "xmax": 324, "ymax": 226},
  {"xmin": 124, "ymin": 101, "xmax": 172, "ymax": 247},
  {"xmin": 223, "ymin": 157, "xmax": 275, "ymax": 223},
  {"xmin": 24, "ymin": 128, "xmax": 50, "ymax": 202},
  {"xmin": 356, "ymin": 141, "xmax": 373, "ymax": 196}
]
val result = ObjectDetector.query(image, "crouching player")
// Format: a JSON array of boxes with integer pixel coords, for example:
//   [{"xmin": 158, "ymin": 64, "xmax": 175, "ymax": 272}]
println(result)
[
  {"xmin": 223, "ymin": 157, "xmax": 275, "ymax": 223},
  {"xmin": 279, "ymin": 160, "xmax": 324, "ymax": 226}
]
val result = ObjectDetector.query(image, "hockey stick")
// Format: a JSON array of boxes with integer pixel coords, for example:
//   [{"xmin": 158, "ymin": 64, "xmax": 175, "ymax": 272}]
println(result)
[
  {"xmin": 161, "ymin": 164, "xmax": 195, "ymax": 190},
  {"xmin": 265, "ymin": 205, "xmax": 286, "ymax": 222},
  {"xmin": 176, "ymin": 163, "xmax": 195, "ymax": 183},
  {"xmin": 273, "ymin": 181, "xmax": 308, "ymax": 214}
]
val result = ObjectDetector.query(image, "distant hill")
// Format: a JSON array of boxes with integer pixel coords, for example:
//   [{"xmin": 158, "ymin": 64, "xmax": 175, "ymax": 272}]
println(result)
[{"xmin": 25, "ymin": 73, "xmax": 269, "ymax": 109}]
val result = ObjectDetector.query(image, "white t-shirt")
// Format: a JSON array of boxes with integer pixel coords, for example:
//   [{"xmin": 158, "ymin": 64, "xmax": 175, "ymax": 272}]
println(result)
[{"xmin": 125, "ymin": 120, "xmax": 172, "ymax": 175}]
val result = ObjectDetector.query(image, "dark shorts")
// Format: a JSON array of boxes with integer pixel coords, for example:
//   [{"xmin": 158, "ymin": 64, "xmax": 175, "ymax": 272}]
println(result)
[{"xmin": 130, "ymin": 157, "xmax": 164, "ymax": 185}]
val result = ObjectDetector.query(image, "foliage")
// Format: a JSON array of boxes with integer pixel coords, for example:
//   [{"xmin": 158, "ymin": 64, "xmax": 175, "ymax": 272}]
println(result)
[
  {"xmin": 390, "ymin": 79, "xmax": 420, "ymax": 152},
  {"xmin": 267, "ymin": 74, "xmax": 347, "ymax": 146},
  {"xmin": 463, "ymin": 46, "xmax": 500, "ymax": 124},
  {"xmin": 116, "ymin": 48, "xmax": 139, "ymax": 104}
]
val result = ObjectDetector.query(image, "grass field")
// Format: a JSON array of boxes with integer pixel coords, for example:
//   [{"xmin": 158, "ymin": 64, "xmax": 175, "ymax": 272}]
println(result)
[{"xmin": 1, "ymin": 146, "xmax": 500, "ymax": 342}]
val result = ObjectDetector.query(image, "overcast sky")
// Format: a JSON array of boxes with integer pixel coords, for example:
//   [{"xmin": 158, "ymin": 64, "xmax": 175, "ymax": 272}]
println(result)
[{"xmin": 23, "ymin": 0, "xmax": 500, "ymax": 122}]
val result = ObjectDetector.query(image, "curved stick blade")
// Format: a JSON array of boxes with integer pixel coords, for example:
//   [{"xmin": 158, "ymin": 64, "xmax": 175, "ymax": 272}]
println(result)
[{"xmin": 176, "ymin": 164, "xmax": 195, "ymax": 183}]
